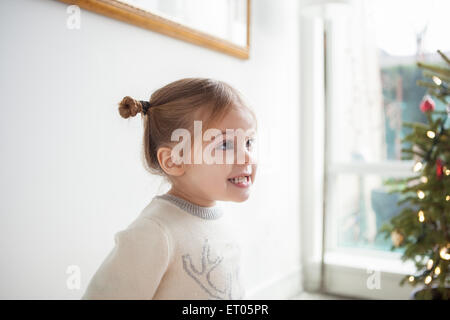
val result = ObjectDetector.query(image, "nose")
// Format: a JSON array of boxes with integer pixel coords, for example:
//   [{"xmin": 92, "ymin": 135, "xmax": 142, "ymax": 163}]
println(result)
[{"xmin": 236, "ymin": 145, "xmax": 256, "ymax": 165}]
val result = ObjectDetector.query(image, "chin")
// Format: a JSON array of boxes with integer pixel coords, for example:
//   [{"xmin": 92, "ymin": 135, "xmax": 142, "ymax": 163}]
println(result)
[{"xmin": 231, "ymin": 193, "xmax": 251, "ymax": 202}]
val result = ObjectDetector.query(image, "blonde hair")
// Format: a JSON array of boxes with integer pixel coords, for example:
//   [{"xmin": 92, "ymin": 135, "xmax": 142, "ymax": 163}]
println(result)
[{"xmin": 118, "ymin": 78, "xmax": 256, "ymax": 177}]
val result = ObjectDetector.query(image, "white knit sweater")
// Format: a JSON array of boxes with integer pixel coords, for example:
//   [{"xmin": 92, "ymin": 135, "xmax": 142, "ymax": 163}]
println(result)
[{"xmin": 82, "ymin": 193, "xmax": 245, "ymax": 300}]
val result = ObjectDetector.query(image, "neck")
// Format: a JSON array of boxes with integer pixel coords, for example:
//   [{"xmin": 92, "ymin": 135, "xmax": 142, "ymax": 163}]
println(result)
[
  {"xmin": 155, "ymin": 193, "xmax": 223, "ymax": 220},
  {"xmin": 167, "ymin": 187, "xmax": 216, "ymax": 207}
]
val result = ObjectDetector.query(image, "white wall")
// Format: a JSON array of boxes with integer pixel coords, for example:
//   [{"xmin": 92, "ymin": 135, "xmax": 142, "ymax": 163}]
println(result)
[{"xmin": 0, "ymin": 0, "xmax": 302, "ymax": 299}]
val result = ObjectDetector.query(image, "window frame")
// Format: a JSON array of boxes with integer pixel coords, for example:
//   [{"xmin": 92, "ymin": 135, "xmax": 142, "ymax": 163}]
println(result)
[
  {"xmin": 321, "ymin": 14, "xmax": 419, "ymax": 299},
  {"xmin": 299, "ymin": 2, "xmax": 422, "ymax": 299}
]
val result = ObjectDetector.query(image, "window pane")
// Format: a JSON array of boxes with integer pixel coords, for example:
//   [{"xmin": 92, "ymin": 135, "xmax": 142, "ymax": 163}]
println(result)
[
  {"xmin": 327, "ymin": 173, "xmax": 416, "ymax": 252},
  {"xmin": 327, "ymin": 0, "xmax": 450, "ymax": 164}
]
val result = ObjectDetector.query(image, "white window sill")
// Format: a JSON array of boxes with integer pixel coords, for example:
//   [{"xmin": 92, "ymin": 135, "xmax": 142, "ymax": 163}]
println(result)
[
  {"xmin": 323, "ymin": 250, "xmax": 417, "ymax": 299},
  {"xmin": 324, "ymin": 249, "xmax": 416, "ymax": 275}
]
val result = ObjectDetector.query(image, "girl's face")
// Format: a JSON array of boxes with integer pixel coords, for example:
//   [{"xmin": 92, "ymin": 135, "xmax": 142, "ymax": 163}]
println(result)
[{"xmin": 170, "ymin": 106, "xmax": 257, "ymax": 207}]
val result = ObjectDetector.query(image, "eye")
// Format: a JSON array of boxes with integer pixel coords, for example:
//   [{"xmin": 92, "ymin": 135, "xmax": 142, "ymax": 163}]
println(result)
[
  {"xmin": 246, "ymin": 138, "xmax": 255, "ymax": 150},
  {"xmin": 218, "ymin": 140, "xmax": 234, "ymax": 150}
]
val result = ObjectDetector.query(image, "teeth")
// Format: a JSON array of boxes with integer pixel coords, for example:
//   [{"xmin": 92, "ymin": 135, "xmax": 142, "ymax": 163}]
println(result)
[{"xmin": 229, "ymin": 176, "xmax": 250, "ymax": 184}]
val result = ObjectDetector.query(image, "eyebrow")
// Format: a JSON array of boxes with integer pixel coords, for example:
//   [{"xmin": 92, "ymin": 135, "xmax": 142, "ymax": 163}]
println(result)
[
  {"xmin": 212, "ymin": 129, "xmax": 257, "ymax": 140},
  {"xmin": 211, "ymin": 131, "xmax": 228, "ymax": 141}
]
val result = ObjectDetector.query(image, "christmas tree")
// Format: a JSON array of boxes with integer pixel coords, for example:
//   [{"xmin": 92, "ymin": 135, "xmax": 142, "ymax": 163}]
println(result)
[{"xmin": 380, "ymin": 50, "xmax": 450, "ymax": 300}]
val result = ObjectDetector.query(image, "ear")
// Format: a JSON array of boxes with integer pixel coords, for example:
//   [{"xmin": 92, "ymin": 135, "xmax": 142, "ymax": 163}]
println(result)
[{"xmin": 157, "ymin": 146, "xmax": 185, "ymax": 177}]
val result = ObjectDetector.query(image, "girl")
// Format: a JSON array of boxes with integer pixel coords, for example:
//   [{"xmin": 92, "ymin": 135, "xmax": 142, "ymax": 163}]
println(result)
[{"xmin": 82, "ymin": 78, "xmax": 257, "ymax": 300}]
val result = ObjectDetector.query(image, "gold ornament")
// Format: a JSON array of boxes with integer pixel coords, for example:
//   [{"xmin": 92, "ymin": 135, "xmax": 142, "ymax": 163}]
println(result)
[{"xmin": 391, "ymin": 230, "xmax": 404, "ymax": 247}]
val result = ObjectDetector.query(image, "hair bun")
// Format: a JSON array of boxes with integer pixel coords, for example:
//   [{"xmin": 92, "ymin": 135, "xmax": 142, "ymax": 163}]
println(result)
[{"xmin": 118, "ymin": 96, "xmax": 142, "ymax": 119}]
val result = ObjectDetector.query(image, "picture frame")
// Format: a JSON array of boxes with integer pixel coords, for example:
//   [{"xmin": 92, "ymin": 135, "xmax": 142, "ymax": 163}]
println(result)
[{"xmin": 58, "ymin": 0, "xmax": 251, "ymax": 59}]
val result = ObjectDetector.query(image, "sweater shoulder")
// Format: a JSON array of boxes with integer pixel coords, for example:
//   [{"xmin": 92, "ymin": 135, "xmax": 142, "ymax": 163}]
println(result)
[
  {"xmin": 137, "ymin": 196, "xmax": 193, "ymax": 229},
  {"xmin": 82, "ymin": 212, "xmax": 172, "ymax": 300},
  {"xmin": 127, "ymin": 196, "xmax": 187, "ymax": 248}
]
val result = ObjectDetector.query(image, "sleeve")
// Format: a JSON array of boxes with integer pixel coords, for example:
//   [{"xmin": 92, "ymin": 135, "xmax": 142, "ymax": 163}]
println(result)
[{"xmin": 81, "ymin": 218, "xmax": 171, "ymax": 300}]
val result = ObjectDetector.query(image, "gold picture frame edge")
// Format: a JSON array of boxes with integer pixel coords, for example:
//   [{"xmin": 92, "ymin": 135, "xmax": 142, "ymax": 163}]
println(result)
[{"xmin": 58, "ymin": 0, "xmax": 250, "ymax": 59}]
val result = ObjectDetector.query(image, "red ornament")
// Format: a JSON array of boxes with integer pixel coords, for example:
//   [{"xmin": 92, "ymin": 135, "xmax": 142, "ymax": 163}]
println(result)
[
  {"xmin": 420, "ymin": 96, "xmax": 435, "ymax": 113},
  {"xmin": 436, "ymin": 159, "xmax": 443, "ymax": 179}
]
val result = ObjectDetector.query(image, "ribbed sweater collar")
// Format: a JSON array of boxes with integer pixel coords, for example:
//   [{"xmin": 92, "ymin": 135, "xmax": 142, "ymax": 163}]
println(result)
[{"xmin": 154, "ymin": 193, "xmax": 224, "ymax": 220}]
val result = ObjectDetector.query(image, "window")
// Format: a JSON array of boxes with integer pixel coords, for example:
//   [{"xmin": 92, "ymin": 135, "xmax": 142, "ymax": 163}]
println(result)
[{"xmin": 315, "ymin": 0, "xmax": 450, "ymax": 298}]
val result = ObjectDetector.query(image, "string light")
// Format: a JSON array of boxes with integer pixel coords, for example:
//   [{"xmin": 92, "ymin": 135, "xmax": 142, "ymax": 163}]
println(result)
[
  {"xmin": 445, "ymin": 168, "xmax": 450, "ymax": 176},
  {"xmin": 426, "ymin": 259, "xmax": 433, "ymax": 270},
  {"xmin": 418, "ymin": 210, "xmax": 425, "ymax": 222},
  {"xmin": 413, "ymin": 161, "xmax": 423, "ymax": 172},
  {"xmin": 417, "ymin": 190, "xmax": 425, "ymax": 199},
  {"xmin": 440, "ymin": 244, "xmax": 450, "ymax": 260},
  {"xmin": 425, "ymin": 275, "xmax": 432, "ymax": 284},
  {"xmin": 420, "ymin": 176, "xmax": 428, "ymax": 183},
  {"xmin": 446, "ymin": 195, "xmax": 450, "ymax": 201},
  {"xmin": 408, "ymin": 276, "xmax": 415, "ymax": 282},
  {"xmin": 426, "ymin": 131, "xmax": 435, "ymax": 139},
  {"xmin": 435, "ymin": 267, "xmax": 441, "ymax": 275},
  {"xmin": 432, "ymin": 76, "xmax": 442, "ymax": 86}
]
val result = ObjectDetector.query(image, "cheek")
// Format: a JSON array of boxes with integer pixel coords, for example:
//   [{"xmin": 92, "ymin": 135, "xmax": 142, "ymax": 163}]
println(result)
[{"xmin": 192, "ymin": 165, "xmax": 230, "ymax": 185}]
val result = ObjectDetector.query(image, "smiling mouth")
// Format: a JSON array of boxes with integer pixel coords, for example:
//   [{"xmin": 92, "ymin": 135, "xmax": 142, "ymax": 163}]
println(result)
[{"xmin": 228, "ymin": 175, "xmax": 252, "ymax": 188}]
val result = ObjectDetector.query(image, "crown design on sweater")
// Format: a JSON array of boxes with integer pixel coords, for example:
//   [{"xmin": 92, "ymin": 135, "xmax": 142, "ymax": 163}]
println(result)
[{"xmin": 182, "ymin": 238, "xmax": 241, "ymax": 300}]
